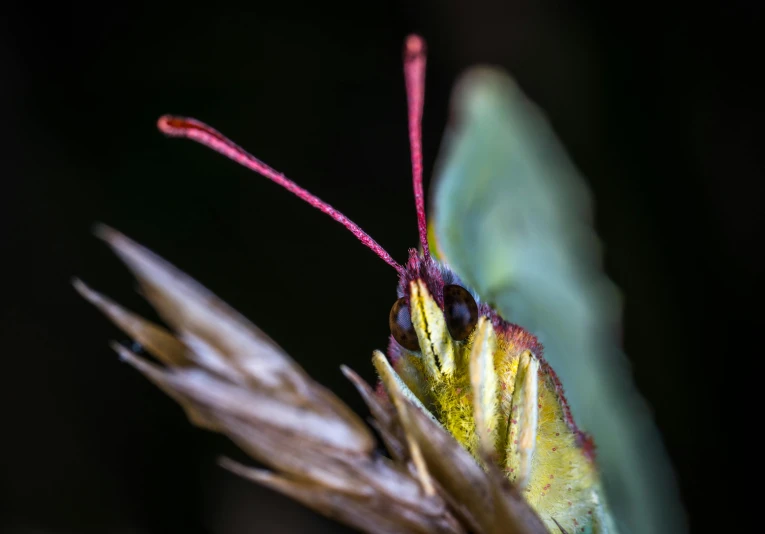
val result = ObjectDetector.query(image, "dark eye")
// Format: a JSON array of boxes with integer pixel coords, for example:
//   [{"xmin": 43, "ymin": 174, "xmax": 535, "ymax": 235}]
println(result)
[
  {"xmin": 443, "ymin": 285, "xmax": 478, "ymax": 341},
  {"xmin": 389, "ymin": 297, "xmax": 420, "ymax": 351}
]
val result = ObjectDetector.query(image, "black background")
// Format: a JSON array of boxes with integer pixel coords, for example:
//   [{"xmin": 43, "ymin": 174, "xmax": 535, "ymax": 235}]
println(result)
[{"xmin": 2, "ymin": 1, "xmax": 758, "ymax": 533}]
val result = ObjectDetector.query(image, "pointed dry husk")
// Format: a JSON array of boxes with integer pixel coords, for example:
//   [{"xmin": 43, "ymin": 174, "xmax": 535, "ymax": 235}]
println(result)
[{"xmin": 75, "ymin": 225, "xmax": 547, "ymax": 534}]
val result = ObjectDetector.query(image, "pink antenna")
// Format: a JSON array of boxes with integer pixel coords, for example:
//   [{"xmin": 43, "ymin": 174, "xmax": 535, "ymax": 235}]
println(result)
[
  {"xmin": 403, "ymin": 34, "xmax": 430, "ymax": 259},
  {"xmin": 157, "ymin": 115, "xmax": 405, "ymax": 275}
]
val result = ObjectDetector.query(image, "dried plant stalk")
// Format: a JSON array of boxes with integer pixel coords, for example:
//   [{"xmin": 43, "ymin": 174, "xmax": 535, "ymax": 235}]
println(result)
[{"xmin": 74, "ymin": 225, "xmax": 547, "ymax": 534}]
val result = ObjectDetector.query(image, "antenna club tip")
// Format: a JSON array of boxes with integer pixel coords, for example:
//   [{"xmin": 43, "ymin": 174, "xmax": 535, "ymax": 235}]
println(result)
[
  {"xmin": 157, "ymin": 114, "xmax": 170, "ymax": 128},
  {"xmin": 404, "ymin": 34, "xmax": 426, "ymax": 58},
  {"xmin": 157, "ymin": 114, "xmax": 188, "ymax": 136}
]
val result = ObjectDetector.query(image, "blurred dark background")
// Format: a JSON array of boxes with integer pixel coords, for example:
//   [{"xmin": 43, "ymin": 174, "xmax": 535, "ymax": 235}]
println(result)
[{"xmin": 1, "ymin": 1, "xmax": 758, "ymax": 533}]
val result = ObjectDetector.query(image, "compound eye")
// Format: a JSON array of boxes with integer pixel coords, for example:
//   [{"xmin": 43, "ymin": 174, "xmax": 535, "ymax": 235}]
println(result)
[
  {"xmin": 443, "ymin": 285, "xmax": 478, "ymax": 341},
  {"xmin": 389, "ymin": 297, "xmax": 420, "ymax": 351}
]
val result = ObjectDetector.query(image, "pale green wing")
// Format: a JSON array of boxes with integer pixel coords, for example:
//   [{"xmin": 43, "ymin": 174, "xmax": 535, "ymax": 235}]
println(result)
[{"xmin": 430, "ymin": 67, "xmax": 686, "ymax": 534}]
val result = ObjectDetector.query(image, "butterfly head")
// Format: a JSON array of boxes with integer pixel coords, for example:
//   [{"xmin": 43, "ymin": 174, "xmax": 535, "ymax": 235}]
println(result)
[{"xmin": 156, "ymin": 32, "xmax": 539, "ymax": 396}]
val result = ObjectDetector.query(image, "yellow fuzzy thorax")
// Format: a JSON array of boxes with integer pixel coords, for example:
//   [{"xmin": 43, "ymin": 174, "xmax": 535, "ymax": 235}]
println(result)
[{"xmin": 385, "ymin": 278, "xmax": 611, "ymax": 533}]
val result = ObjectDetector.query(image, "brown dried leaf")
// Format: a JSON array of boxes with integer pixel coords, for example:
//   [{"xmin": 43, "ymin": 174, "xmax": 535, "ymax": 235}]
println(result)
[
  {"xmin": 77, "ymin": 225, "xmax": 547, "ymax": 534},
  {"xmin": 73, "ymin": 279, "xmax": 189, "ymax": 367},
  {"xmin": 77, "ymin": 226, "xmax": 465, "ymax": 534}
]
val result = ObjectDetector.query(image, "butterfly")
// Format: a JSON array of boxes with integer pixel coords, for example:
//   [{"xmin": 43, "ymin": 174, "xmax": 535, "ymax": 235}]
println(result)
[{"xmin": 76, "ymin": 34, "xmax": 684, "ymax": 534}]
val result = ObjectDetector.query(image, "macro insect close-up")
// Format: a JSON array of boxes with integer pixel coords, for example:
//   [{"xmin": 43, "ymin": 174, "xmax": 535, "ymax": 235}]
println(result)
[
  {"xmin": 72, "ymin": 34, "xmax": 682, "ymax": 534},
  {"xmin": 4, "ymin": 4, "xmax": 744, "ymax": 534}
]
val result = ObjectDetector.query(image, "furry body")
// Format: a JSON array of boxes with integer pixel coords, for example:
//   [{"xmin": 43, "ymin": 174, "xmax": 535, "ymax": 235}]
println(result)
[{"xmin": 382, "ymin": 250, "xmax": 611, "ymax": 533}]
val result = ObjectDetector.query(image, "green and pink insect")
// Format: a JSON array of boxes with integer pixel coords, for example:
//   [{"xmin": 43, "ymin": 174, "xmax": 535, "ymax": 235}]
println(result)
[{"xmin": 80, "ymin": 34, "xmax": 684, "ymax": 534}]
